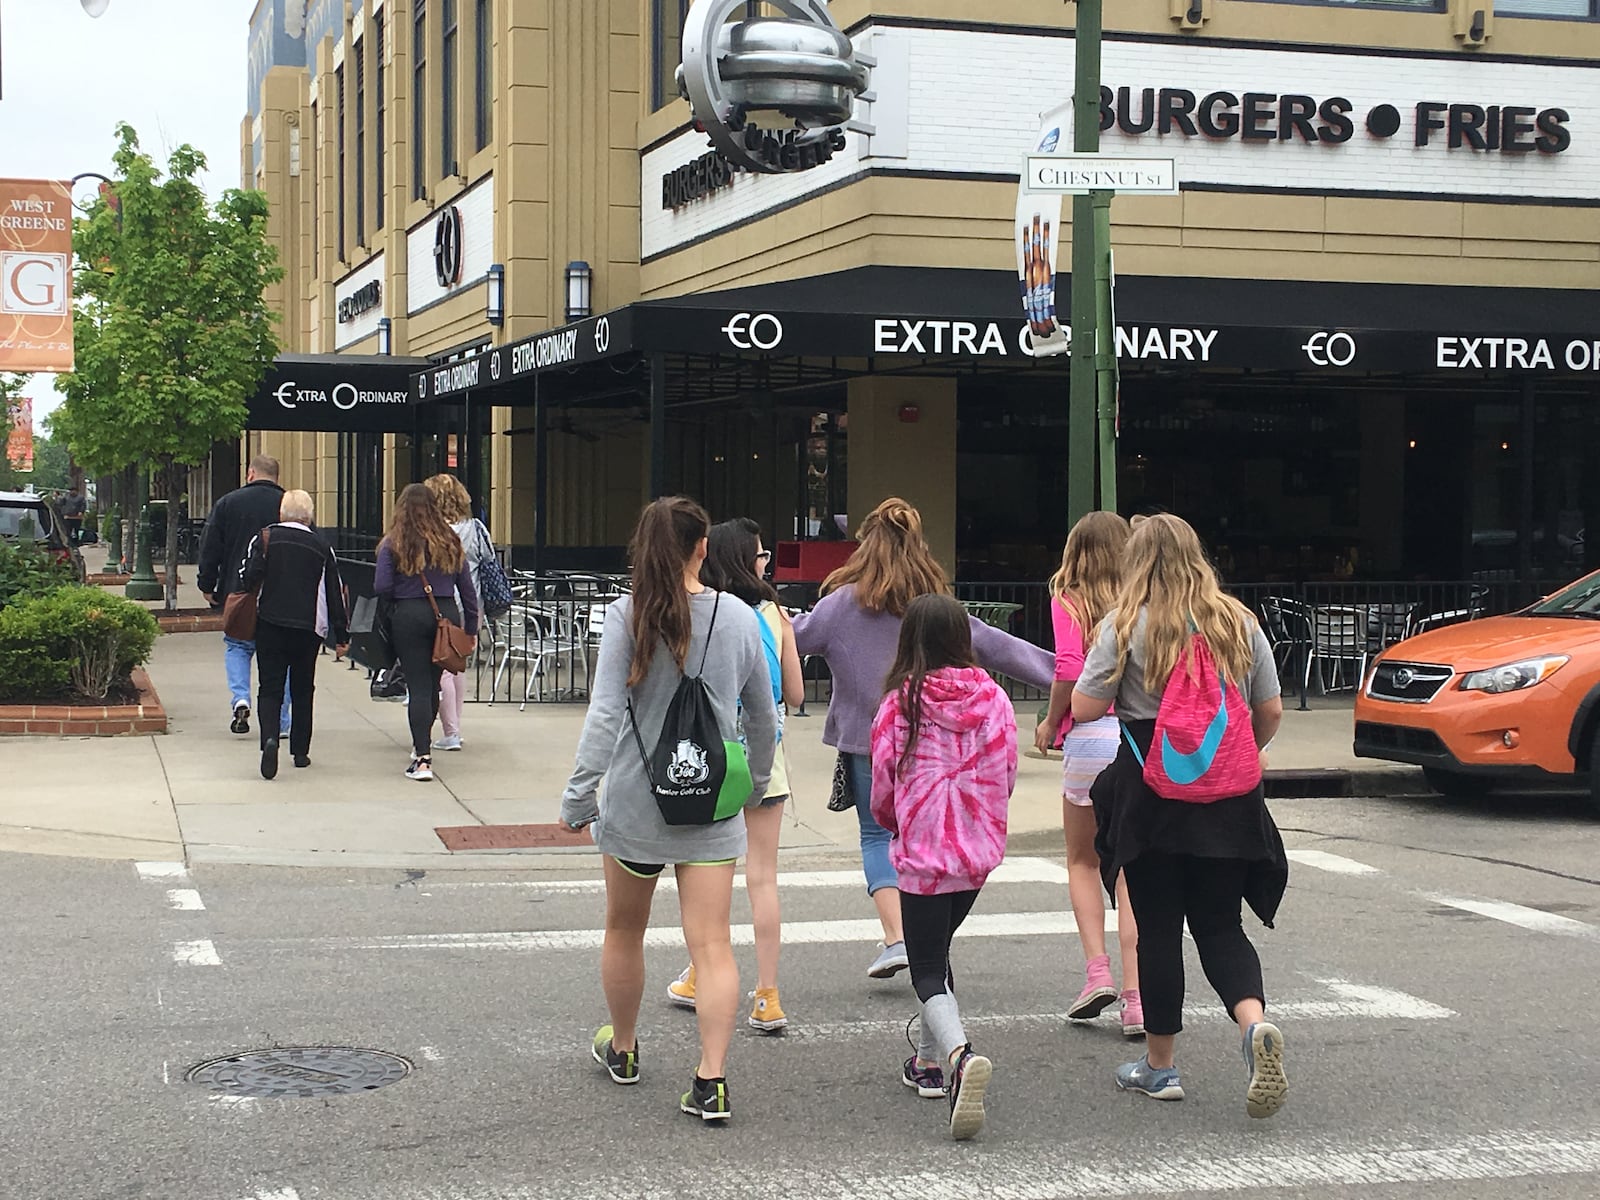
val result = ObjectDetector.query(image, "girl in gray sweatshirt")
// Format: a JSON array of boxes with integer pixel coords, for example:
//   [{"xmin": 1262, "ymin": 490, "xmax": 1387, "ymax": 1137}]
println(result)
[{"xmin": 562, "ymin": 496, "xmax": 775, "ymax": 1126}]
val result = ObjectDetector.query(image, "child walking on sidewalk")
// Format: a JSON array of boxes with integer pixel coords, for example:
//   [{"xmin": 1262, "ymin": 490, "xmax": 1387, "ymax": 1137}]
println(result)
[{"xmin": 870, "ymin": 594, "xmax": 1019, "ymax": 1141}]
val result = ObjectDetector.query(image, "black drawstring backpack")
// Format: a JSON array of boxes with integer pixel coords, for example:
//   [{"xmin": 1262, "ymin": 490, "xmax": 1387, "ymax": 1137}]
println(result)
[{"xmin": 629, "ymin": 592, "xmax": 753, "ymax": 826}]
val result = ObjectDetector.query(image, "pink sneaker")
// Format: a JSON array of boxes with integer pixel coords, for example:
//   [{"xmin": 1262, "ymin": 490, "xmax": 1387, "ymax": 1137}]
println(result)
[
  {"xmin": 1121, "ymin": 989, "xmax": 1146, "ymax": 1038},
  {"xmin": 1068, "ymin": 954, "xmax": 1118, "ymax": 1021}
]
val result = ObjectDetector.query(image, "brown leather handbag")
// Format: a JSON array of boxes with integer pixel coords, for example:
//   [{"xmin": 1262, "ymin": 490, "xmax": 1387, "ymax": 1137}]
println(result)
[
  {"xmin": 221, "ymin": 528, "xmax": 270, "ymax": 641},
  {"xmin": 424, "ymin": 579, "xmax": 475, "ymax": 673}
]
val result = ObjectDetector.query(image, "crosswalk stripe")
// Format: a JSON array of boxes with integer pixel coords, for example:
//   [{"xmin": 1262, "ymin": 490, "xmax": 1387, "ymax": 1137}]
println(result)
[
  {"xmin": 214, "ymin": 1130, "xmax": 1600, "ymax": 1198},
  {"xmin": 172, "ymin": 939, "xmax": 221, "ymax": 966},
  {"xmin": 296, "ymin": 910, "xmax": 1113, "ymax": 954},
  {"xmin": 135, "ymin": 861, "xmax": 188, "ymax": 881},
  {"xmin": 1425, "ymin": 893, "xmax": 1599, "ymax": 939},
  {"xmin": 166, "ymin": 888, "xmax": 206, "ymax": 911},
  {"xmin": 1287, "ymin": 849, "xmax": 1381, "ymax": 876},
  {"xmin": 429, "ymin": 857, "xmax": 1070, "ymax": 893}
]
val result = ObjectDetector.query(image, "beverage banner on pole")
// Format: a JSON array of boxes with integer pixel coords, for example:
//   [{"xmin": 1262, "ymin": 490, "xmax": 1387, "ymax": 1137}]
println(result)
[
  {"xmin": 1016, "ymin": 105, "xmax": 1072, "ymax": 359},
  {"xmin": 6, "ymin": 394, "xmax": 34, "ymax": 473},
  {"xmin": 0, "ymin": 179, "xmax": 75, "ymax": 374}
]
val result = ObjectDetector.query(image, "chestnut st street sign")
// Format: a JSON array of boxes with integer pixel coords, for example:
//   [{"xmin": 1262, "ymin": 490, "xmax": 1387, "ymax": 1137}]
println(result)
[{"xmin": 1025, "ymin": 155, "xmax": 1179, "ymax": 194}]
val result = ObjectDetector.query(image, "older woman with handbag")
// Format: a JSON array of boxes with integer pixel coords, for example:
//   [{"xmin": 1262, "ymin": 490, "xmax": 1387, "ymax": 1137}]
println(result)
[
  {"xmin": 237, "ymin": 490, "xmax": 349, "ymax": 780},
  {"xmin": 374, "ymin": 484, "xmax": 480, "ymax": 782}
]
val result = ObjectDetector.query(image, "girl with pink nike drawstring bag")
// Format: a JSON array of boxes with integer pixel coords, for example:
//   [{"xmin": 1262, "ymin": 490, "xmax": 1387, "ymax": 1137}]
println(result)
[{"xmin": 1072, "ymin": 514, "xmax": 1292, "ymax": 1122}]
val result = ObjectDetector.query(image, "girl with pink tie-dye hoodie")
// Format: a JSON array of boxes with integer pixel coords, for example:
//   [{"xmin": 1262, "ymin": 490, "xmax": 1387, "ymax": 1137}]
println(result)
[{"xmin": 870, "ymin": 594, "xmax": 1019, "ymax": 1142}]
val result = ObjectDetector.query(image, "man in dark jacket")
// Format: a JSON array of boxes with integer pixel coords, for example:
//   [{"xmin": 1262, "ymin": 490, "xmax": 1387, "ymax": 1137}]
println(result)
[{"xmin": 196, "ymin": 455, "xmax": 291, "ymax": 737}]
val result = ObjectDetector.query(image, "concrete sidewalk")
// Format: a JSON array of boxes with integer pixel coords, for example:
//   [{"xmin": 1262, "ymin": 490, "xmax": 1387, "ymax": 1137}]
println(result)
[{"xmin": 1, "ymin": 621, "xmax": 1413, "ymax": 868}]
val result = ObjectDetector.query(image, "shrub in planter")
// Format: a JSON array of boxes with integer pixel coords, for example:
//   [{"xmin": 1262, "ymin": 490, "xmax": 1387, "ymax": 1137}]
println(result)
[
  {"xmin": 0, "ymin": 539, "xmax": 74, "ymax": 610},
  {"xmin": 0, "ymin": 601, "xmax": 71, "ymax": 702},
  {"xmin": 0, "ymin": 586, "xmax": 158, "ymax": 702}
]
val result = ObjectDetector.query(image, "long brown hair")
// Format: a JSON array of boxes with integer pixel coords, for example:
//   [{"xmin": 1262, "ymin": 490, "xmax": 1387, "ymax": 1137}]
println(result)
[
  {"xmin": 1107, "ymin": 513, "xmax": 1256, "ymax": 692},
  {"xmin": 1048, "ymin": 510, "xmax": 1131, "ymax": 650},
  {"xmin": 883, "ymin": 594, "xmax": 976, "ymax": 774},
  {"xmin": 383, "ymin": 483, "xmax": 465, "ymax": 577},
  {"xmin": 627, "ymin": 496, "xmax": 711, "ymax": 688},
  {"xmin": 821, "ymin": 497, "xmax": 947, "ymax": 615}
]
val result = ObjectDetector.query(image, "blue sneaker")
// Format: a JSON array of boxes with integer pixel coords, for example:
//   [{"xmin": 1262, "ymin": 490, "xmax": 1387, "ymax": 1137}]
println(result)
[
  {"xmin": 1243, "ymin": 1021, "xmax": 1288, "ymax": 1119},
  {"xmin": 1115, "ymin": 1055, "xmax": 1185, "ymax": 1101}
]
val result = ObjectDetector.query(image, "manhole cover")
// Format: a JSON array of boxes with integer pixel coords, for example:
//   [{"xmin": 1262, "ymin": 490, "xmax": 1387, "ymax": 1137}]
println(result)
[{"xmin": 185, "ymin": 1046, "xmax": 413, "ymax": 1098}]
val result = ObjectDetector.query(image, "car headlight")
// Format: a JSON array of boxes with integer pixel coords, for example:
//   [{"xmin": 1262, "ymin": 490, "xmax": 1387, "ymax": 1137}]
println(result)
[{"xmin": 1458, "ymin": 656, "xmax": 1569, "ymax": 694}]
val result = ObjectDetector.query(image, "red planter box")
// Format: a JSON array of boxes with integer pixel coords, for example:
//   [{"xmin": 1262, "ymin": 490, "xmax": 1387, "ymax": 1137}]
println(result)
[{"xmin": 773, "ymin": 540, "xmax": 858, "ymax": 583}]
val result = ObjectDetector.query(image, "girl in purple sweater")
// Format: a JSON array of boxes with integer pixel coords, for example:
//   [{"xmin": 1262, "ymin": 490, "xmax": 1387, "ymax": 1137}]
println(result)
[
  {"xmin": 871, "ymin": 594, "xmax": 1018, "ymax": 1140},
  {"xmin": 790, "ymin": 499, "xmax": 1054, "ymax": 999}
]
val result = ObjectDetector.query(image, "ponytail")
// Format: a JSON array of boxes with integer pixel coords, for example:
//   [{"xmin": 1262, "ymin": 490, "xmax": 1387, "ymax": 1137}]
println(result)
[{"xmin": 627, "ymin": 496, "xmax": 712, "ymax": 688}]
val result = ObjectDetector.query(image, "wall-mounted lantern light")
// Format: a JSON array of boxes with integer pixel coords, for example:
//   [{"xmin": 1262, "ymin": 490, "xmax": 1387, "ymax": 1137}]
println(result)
[
  {"xmin": 565, "ymin": 261, "xmax": 593, "ymax": 323},
  {"xmin": 486, "ymin": 263, "xmax": 505, "ymax": 326}
]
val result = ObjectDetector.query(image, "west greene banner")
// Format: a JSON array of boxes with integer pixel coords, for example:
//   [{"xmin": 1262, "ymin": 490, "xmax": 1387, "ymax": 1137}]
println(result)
[{"xmin": 0, "ymin": 179, "xmax": 74, "ymax": 373}]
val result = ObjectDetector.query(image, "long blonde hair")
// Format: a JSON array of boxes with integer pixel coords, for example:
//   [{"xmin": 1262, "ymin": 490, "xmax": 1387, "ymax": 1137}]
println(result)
[
  {"xmin": 423, "ymin": 473, "xmax": 473, "ymax": 523},
  {"xmin": 1048, "ymin": 510, "xmax": 1130, "ymax": 650},
  {"xmin": 1107, "ymin": 513, "xmax": 1256, "ymax": 692},
  {"xmin": 383, "ymin": 483, "xmax": 465, "ymax": 577},
  {"xmin": 821, "ymin": 497, "xmax": 947, "ymax": 616}
]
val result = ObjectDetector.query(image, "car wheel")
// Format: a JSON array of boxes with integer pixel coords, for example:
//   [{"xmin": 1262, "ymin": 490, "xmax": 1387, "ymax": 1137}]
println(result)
[
  {"xmin": 1587, "ymin": 735, "xmax": 1600, "ymax": 817},
  {"xmin": 1422, "ymin": 766, "xmax": 1494, "ymax": 798}
]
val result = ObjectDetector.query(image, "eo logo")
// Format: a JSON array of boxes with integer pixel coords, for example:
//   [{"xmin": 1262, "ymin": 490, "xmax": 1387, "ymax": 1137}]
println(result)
[
  {"xmin": 274, "ymin": 381, "xmax": 299, "ymax": 410},
  {"xmin": 1301, "ymin": 331, "xmax": 1357, "ymax": 367},
  {"xmin": 594, "ymin": 316, "xmax": 611, "ymax": 353},
  {"xmin": 722, "ymin": 312, "xmax": 784, "ymax": 351},
  {"xmin": 0, "ymin": 253, "xmax": 69, "ymax": 315}
]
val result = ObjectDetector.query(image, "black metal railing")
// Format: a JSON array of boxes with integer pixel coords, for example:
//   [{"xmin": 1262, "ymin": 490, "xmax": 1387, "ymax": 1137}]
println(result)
[{"xmin": 467, "ymin": 573, "xmax": 632, "ymax": 705}]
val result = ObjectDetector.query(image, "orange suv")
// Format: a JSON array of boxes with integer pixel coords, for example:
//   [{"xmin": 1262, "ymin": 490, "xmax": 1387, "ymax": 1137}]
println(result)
[{"xmin": 1354, "ymin": 570, "xmax": 1600, "ymax": 810}]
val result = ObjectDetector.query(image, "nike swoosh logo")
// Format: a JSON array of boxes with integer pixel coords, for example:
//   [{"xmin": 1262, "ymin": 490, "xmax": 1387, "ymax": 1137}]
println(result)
[{"xmin": 1160, "ymin": 674, "xmax": 1228, "ymax": 786}]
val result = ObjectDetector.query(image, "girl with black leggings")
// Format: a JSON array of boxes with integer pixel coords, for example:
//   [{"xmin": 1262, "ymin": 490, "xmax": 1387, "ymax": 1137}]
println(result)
[
  {"xmin": 374, "ymin": 484, "xmax": 480, "ymax": 782},
  {"xmin": 1073, "ymin": 513, "xmax": 1290, "ymax": 1120}
]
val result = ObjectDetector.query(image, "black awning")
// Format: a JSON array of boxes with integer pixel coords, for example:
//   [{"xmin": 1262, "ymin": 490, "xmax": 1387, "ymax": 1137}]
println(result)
[
  {"xmin": 412, "ymin": 268, "xmax": 1600, "ymax": 404},
  {"xmin": 251, "ymin": 354, "xmax": 430, "ymax": 433}
]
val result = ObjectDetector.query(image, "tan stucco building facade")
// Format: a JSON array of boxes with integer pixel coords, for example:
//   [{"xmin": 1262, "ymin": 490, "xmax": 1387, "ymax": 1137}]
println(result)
[{"xmin": 240, "ymin": 0, "xmax": 1600, "ymax": 586}]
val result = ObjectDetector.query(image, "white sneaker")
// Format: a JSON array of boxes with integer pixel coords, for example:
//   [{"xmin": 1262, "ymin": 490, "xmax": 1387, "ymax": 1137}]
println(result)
[
  {"xmin": 432, "ymin": 733, "xmax": 463, "ymax": 751},
  {"xmin": 405, "ymin": 756, "xmax": 434, "ymax": 782}
]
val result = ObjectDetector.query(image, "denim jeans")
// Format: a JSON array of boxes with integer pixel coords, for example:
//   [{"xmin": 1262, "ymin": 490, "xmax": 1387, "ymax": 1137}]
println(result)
[
  {"xmin": 224, "ymin": 634, "xmax": 291, "ymax": 733},
  {"xmin": 845, "ymin": 751, "xmax": 898, "ymax": 896}
]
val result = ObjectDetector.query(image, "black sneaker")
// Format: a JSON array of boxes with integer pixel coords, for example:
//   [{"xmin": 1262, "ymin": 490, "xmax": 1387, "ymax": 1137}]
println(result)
[
  {"xmin": 680, "ymin": 1074, "xmax": 731, "ymax": 1122},
  {"xmin": 293, "ymin": 755, "xmax": 311, "ymax": 769},
  {"xmin": 948, "ymin": 1045, "xmax": 992, "ymax": 1141},
  {"xmin": 590, "ymin": 1025, "xmax": 639, "ymax": 1085},
  {"xmin": 260, "ymin": 736, "xmax": 279, "ymax": 781},
  {"xmin": 230, "ymin": 703, "xmax": 251, "ymax": 735}
]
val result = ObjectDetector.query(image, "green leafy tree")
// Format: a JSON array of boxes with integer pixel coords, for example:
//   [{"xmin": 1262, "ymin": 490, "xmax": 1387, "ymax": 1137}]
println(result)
[{"xmin": 55, "ymin": 123, "xmax": 283, "ymax": 610}]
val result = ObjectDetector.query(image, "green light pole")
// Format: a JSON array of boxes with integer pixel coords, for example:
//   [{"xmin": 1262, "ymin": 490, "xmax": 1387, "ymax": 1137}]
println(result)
[
  {"xmin": 125, "ymin": 471, "xmax": 162, "ymax": 600},
  {"xmin": 1067, "ymin": 0, "xmax": 1110, "ymax": 522}
]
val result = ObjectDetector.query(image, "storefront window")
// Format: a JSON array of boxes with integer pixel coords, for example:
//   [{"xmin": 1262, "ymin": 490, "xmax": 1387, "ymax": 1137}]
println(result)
[
  {"xmin": 413, "ymin": 0, "xmax": 428, "ymax": 201},
  {"xmin": 336, "ymin": 64, "xmax": 346, "ymax": 261},
  {"xmin": 354, "ymin": 40, "xmax": 365, "ymax": 246},
  {"xmin": 475, "ymin": 0, "xmax": 492, "ymax": 151},
  {"xmin": 652, "ymin": 1, "xmax": 761, "ymax": 111},
  {"xmin": 1496, "ymin": 0, "xmax": 1595, "ymax": 15},
  {"xmin": 374, "ymin": 13, "xmax": 386, "ymax": 229},
  {"xmin": 442, "ymin": 0, "xmax": 459, "ymax": 177},
  {"xmin": 1252, "ymin": 0, "xmax": 1441, "ymax": 8}
]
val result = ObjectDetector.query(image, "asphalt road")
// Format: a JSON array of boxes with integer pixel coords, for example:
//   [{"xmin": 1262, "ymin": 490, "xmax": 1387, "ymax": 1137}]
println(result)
[{"xmin": 3, "ymin": 789, "xmax": 1597, "ymax": 1200}]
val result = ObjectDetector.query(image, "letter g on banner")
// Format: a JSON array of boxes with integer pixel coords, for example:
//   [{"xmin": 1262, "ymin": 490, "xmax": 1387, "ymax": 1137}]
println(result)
[
  {"xmin": 722, "ymin": 312, "xmax": 784, "ymax": 351},
  {"xmin": 1302, "ymin": 330, "xmax": 1357, "ymax": 367}
]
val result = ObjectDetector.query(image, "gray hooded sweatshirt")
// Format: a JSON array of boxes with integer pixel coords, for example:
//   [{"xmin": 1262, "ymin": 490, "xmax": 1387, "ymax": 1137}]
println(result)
[{"xmin": 562, "ymin": 589, "xmax": 776, "ymax": 864}]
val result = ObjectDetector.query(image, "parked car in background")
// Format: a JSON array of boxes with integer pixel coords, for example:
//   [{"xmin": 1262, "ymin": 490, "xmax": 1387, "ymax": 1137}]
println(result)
[
  {"xmin": 1355, "ymin": 569, "xmax": 1600, "ymax": 811},
  {"xmin": 0, "ymin": 491, "xmax": 87, "ymax": 582}
]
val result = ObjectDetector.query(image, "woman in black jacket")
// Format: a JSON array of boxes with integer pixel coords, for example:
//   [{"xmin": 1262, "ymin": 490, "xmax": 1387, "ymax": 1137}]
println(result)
[{"xmin": 239, "ymin": 490, "xmax": 349, "ymax": 780}]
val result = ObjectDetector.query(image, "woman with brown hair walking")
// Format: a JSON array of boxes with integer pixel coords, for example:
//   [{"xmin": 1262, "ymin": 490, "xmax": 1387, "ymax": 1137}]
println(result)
[{"xmin": 374, "ymin": 484, "xmax": 480, "ymax": 781}]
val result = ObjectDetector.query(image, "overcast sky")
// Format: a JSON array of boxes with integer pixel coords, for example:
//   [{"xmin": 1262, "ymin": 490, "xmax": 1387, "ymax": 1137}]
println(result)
[{"xmin": 0, "ymin": 0, "xmax": 255, "ymax": 425}]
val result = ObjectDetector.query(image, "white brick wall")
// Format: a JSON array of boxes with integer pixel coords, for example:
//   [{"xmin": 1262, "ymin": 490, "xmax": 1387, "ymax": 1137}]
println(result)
[
  {"xmin": 641, "ymin": 26, "xmax": 1600, "ymax": 260},
  {"xmin": 333, "ymin": 252, "xmax": 385, "ymax": 350},
  {"xmin": 406, "ymin": 176, "xmax": 495, "ymax": 315}
]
